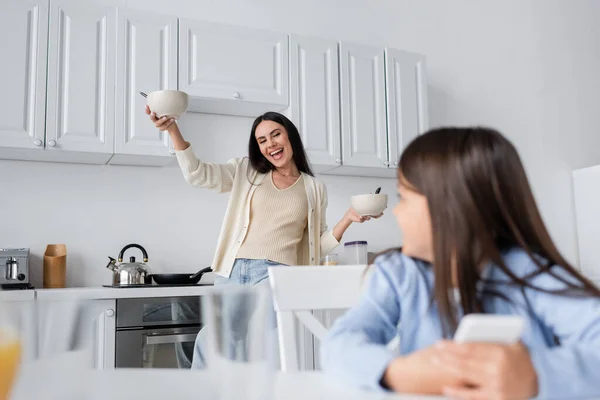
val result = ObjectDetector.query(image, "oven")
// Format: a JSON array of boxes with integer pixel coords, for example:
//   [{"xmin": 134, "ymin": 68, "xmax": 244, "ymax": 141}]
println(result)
[{"xmin": 115, "ymin": 296, "xmax": 202, "ymax": 368}]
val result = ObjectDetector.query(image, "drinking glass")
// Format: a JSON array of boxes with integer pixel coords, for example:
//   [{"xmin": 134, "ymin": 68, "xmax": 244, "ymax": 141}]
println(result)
[{"xmin": 202, "ymin": 285, "xmax": 275, "ymax": 400}]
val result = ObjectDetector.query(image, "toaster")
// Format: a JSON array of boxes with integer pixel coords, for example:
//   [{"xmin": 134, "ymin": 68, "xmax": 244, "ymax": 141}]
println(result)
[{"xmin": 0, "ymin": 248, "xmax": 31, "ymax": 289}]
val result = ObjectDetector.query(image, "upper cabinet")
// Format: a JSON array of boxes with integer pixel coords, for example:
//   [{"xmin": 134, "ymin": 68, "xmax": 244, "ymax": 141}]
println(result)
[
  {"xmin": 385, "ymin": 49, "xmax": 428, "ymax": 169},
  {"xmin": 322, "ymin": 44, "xmax": 428, "ymax": 178},
  {"xmin": 339, "ymin": 43, "xmax": 388, "ymax": 170},
  {"xmin": 289, "ymin": 35, "xmax": 341, "ymax": 174},
  {"xmin": 111, "ymin": 9, "xmax": 178, "ymax": 166},
  {"xmin": 0, "ymin": 4, "xmax": 427, "ymax": 175},
  {"xmin": 0, "ymin": 0, "xmax": 48, "ymax": 159},
  {"xmin": 179, "ymin": 20, "xmax": 289, "ymax": 117},
  {"xmin": 45, "ymin": 0, "xmax": 116, "ymax": 163}
]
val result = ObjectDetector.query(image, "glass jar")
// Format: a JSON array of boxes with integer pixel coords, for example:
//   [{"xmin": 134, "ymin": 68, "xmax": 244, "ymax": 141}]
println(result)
[
  {"xmin": 343, "ymin": 241, "xmax": 368, "ymax": 265},
  {"xmin": 321, "ymin": 254, "xmax": 339, "ymax": 266}
]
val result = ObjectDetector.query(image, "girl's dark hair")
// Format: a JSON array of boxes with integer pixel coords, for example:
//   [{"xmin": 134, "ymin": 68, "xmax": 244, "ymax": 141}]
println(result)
[
  {"xmin": 398, "ymin": 126, "xmax": 600, "ymax": 335},
  {"xmin": 248, "ymin": 112, "xmax": 314, "ymax": 177}
]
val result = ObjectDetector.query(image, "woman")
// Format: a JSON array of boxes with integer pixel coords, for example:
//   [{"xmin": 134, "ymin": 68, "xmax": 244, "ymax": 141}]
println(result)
[
  {"xmin": 147, "ymin": 108, "xmax": 379, "ymax": 368},
  {"xmin": 321, "ymin": 127, "xmax": 600, "ymax": 400}
]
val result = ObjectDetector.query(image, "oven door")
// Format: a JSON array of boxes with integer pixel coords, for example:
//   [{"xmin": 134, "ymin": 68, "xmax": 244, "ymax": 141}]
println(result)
[{"xmin": 116, "ymin": 326, "xmax": 201, "ymax": 368}]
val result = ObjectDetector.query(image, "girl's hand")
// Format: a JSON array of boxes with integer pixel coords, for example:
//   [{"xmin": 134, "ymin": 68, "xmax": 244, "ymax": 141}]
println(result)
[
  {"xmin": 383, "ymin": 345, "xmax": 464, "ymax": 394},
  {"xmin": 433, "ymin": 340, "xmax": 539, "ymax": 400}
]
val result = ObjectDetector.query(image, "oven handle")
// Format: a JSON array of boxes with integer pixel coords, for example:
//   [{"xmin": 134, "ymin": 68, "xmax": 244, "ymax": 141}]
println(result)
[{"xmin": 145, "ymin": 333, "xmax": 198, "ymax": 345}]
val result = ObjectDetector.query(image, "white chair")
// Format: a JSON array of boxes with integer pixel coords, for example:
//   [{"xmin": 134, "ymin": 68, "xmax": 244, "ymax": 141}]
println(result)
[{"xmin": 268, "ymin": 265, "xmax": 367, "ymax": 372}]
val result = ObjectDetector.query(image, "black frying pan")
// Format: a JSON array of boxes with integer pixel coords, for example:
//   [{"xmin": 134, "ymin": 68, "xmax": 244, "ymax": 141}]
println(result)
[{"xmin": 151, "ymin": 266, "xmax": 212, "ymax": 285}]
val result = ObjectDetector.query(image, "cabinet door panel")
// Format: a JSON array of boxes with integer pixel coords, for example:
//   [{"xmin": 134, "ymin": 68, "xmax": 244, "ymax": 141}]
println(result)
[
  {"xmin": 46, "ymin": 0, "xmax": 116, "ymax": 154},
  {"xmin": 340, "ymin": 42, "xmax": 387, "ymax": 168},
  {"xmin": 0, "ymin": 0, "xmax": 48, "ymax": 151}
]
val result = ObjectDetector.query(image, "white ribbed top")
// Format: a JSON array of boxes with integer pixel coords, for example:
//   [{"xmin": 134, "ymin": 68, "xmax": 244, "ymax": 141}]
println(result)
[{"xmin": 236, "ymin": 172, "xmax": 308, "ymax": 265}]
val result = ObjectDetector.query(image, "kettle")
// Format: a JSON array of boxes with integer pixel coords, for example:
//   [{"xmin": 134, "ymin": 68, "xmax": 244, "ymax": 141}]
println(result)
[{"xmin": 106, "ymin": 244, "xmax": 151, "ymax": 286}]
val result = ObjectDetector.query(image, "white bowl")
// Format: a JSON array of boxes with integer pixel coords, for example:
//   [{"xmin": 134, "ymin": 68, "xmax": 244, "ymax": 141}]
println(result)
[
  {"xmin": 146, "ymin": 90, "xmax": 189, "ymax": 119},
  {"xmin": 351, "ymin": 193, "xmax": 388, "ymax": 216}
]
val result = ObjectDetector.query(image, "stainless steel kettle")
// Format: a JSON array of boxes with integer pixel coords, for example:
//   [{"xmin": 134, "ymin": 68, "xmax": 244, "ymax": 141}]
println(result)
[{"xmin": 106, "ymin": 244, "xmax": 151, "ymax": 286}]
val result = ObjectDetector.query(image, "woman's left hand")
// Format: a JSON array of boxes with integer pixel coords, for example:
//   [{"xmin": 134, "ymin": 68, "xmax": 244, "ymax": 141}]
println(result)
[
  {"xmin": 433, "ymin": 340, "xmax": 539, "ymax": 400},
  {"xmin": 344, "ymin": 207, "xmax": 383, "ymax": 223},
  {"xmin": 333, "ymin": 208, "xmax": 384, "ymax": 242}
]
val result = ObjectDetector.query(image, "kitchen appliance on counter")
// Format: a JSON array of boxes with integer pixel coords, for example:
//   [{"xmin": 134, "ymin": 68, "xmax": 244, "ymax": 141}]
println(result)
[
  {"xmin": 105, "ymin": 244, "xmax": 213, "ymax": 288},
  {"xmin": 115, "ymin": 296, "xmax": 202, "ymax": 368},
  {"xmin": 1, "ymin": 248, "xmax": 33, "ymax": 290},
  {"xmin": 102, "ymin": 266, "xmax": 213, "ymax": 288},
  {"xmin": 106, "ymin": 244, "xmax": 152, "ymax": 286}
]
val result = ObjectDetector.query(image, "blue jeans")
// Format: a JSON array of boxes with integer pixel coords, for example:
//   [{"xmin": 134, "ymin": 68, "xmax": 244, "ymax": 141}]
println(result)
[{"xmin": 191, "ymin": 258, "xmax": 284, "ymax": 369}]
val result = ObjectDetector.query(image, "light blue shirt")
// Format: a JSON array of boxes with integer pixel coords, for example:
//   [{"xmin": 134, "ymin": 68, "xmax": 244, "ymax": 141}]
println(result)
[{"xmin": 321, "ymin": 248, "xmax": 600, "ymax": 399}]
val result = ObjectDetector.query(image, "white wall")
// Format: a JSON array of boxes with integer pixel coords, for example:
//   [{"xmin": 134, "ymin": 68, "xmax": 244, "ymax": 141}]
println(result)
[
  {"xmin": 0, "ymin": 114, "xmax": 399, "ymax": 287},
  {"xmin": 573, "ymin": 166, "xmax": 600, "ymax": 281},
  {"xmin": 2, "ymin": 0, "xmax": 600, "ymax": 287}
]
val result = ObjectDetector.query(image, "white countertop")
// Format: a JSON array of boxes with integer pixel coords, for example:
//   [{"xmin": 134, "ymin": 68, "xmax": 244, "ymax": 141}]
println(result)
[
  {"xmin": 12, "ymin": 367, "xmax": 446, "ymax": 400},
  {"xmin": 0, "ymin": 289, "xmax": 35, "ymax": 302},
  {"xmin": 35, "ymin": 284, "xmax": 216, "ymax": 300}
]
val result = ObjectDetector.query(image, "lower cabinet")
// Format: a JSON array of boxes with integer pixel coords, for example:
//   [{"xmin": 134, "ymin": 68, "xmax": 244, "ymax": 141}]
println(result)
[
  {"xmin": 68, "ymin": 299, "xmax": 116, "ymax": 370},
  {"xmin": 90, "ymin": 299, "xmax": 117, "ymax": 369}
]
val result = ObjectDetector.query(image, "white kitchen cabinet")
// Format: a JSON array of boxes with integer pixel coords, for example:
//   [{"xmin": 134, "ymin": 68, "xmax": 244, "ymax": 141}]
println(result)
[
  {"xmin": 34, "ymin": 298, "xmax": 115, "ymax": 369},
  {"xmin": 89, "ymin": 299, "xmax": 117, "ymax": 370},
  {"xmin": 386, "ymin": 49, "xmax": 428, "ymax": 168},
  {"xmin": 339, "ymin": 42, "xmax": 388, "ymax": 170},
  {"xmin": 111, "ymin": 8, "xmax": 178, "ymax": 166},
  {"xmin": 1, "ymin": 294, "xmax": 37, "ymax": 363},
  {"xmin": 45, "ymin": 0, "xmax": 116, "ymax": 164},
  {"xmin": 0, "ymin": 0, "xmax": 49, "ymax": 160},
  {"xmin": 289, "ymin": 35, "xmax": 341, "ymax": 174},
  {"xmin": 326, "ymin": 45, "xmax": 428, "ymax": 178},
  {"xmin": 179, "ymin": 19, "xmax": 289, "ymax": 117}
]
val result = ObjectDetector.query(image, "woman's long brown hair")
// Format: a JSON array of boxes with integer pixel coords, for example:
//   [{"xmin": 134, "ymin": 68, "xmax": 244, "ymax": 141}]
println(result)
[{"xmin": 398, "ymin": 127, "xmax": 600, "ymax": 336}]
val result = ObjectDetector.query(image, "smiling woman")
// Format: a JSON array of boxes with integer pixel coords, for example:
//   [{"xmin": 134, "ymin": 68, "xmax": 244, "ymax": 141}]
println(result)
[
  {"xmin": 145, "ymin": 107, "xmax": 380, "ymax": 369},
  {"xmin": 247, "ymin": 112, "xmax": 313, "ymax": 180}
]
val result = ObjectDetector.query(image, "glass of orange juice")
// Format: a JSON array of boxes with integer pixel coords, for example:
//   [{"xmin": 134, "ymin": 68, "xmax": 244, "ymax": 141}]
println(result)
[
  {"xmin": 0, "ymin": 294, "xmax": 23, "ymax": 400},
  {"xmin": 0, "ymin": 326, "xmax": 21, "ymax": 400}
]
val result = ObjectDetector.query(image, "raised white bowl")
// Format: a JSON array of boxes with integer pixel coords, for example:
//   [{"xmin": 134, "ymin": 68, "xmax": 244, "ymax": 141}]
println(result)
[
  {"xmin": 351, "ymin": 193, "xmax": 388, "ymax": 216},
  {"xmin": 146, "ymin": 90, "xmax": 189, "ymax": 119}
]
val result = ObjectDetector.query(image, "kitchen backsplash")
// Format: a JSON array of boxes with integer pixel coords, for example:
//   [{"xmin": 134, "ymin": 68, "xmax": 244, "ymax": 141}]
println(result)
[{"xmin": 0, "ymin": 114, "xmax": 401, "ymax": 288}]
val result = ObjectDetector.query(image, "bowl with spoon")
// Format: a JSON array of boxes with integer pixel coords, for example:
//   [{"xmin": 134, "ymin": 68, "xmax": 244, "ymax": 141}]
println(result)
[
  {"xmin": 351, "ymin": 187, "xmax": 387, "ymax": 217},
  {"xmin": 140, "ymin": 90, "xmax": 189, "ymax": 119}
]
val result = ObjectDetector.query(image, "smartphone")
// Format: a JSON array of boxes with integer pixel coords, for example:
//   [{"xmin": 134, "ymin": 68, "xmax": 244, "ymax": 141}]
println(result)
[{"xmin": 454, "ymin": 314, "xmax": 525, "ymax": 344}]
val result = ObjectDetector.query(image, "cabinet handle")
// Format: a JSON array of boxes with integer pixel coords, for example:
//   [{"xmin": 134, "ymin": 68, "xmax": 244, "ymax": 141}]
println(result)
[
  {"xmin": 48, "ymin": 140, "xmax": 57, "ymax": 147},
  {"xmin": 96, "ymin": 312, "xmax": 106, "ymax": 370},
  {"xmin": 335, "ymin": 158, "xmax": 341, "ymax": 164},
  {"xmin": 146, "ymin": 333, "xmax": 198, "ymax": 345},
  {"xmin": 105, "ymin": 309, "xmax": 114, "ymax": 317},
  {"xmin": 33, "ymin": 139, "xmax": 43, "ymax": 147},
  {"xmin": 169, "ymin": 149, "xmax": 175, "ymax": 155},
  {"xmin": 233, "ymin": 92, "xmax": 240, "ymax": 99},
  {"xmin": 393, "ymin": 161, "xmax": 398, "ymax": 166}
]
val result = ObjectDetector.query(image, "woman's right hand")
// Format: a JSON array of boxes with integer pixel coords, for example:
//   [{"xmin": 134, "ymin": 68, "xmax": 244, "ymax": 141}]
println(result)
[
  {"xmin": 145, "ymin": 105, "xmax": 189, "ymax": 151},
  {"xmin": 145, "ymin": 105, "xmax": 176, "ymax": 132},
  {"xmin": 383, "ymin": 344, "xmax": 465, "ymax": 394}
]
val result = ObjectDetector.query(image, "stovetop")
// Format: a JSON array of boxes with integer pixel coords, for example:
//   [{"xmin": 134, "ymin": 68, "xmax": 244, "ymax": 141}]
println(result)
[
  {"xmin": 1, "ymin": 283, "xmax": 34, "ymax": 290},
  {"xmin": 102, "ymin": 283, "xmax": 213, "ymax": 289}
]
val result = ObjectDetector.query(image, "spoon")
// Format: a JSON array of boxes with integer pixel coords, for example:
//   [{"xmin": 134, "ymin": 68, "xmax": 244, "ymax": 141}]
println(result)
[{"xmin": 375, "ymin": 187, "xmax": 381, "ymax": 194}]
